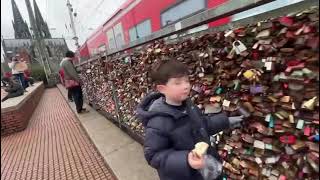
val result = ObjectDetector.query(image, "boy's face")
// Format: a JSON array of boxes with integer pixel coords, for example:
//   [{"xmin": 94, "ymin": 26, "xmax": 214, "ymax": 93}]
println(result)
[{"xmin": 157, "ymin": 76, "xmax": 191, "ymax": 104}]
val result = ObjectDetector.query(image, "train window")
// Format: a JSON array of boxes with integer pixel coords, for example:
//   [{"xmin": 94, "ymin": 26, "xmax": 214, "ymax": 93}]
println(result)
[
  {"xmin": 106, "ymin": 22, "xmax": 125, "ymax": 50},
  {"xmin": 106, "ymin": 29, "xmax": 116, "ymax": 50},
  {"xmin": 161, "ymin": 0, "xmax": 206, "ymax": 27},
  {"xmin": 129, "ymin": 28, "xmax": 138, "ymax": 42},
  {"xmin": 129, "ymin": 19, "xmax": 152, "ymax": 42},
  {"xmin": 113, "ymin": 23, "xmax": 125, "ymax": 48},
  {"xmin": 98, "ymin": 45, "xmax": 106, "ymax": 53}
]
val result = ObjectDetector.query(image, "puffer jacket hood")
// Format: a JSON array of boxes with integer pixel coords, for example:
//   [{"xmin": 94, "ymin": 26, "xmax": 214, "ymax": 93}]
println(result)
[{"xmin": 136, "ymin": 92, "xmax": 187, "ymax": 126}]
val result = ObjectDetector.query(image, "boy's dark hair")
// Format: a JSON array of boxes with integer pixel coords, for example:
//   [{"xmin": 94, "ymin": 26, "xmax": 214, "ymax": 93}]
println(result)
[
  {"xmin": 150, "ymin": 60, "xmax": 189, "ymax": 85},
  {"xmin": 65, "ymin": 50, "xmax": 75, "ymax": 58}
]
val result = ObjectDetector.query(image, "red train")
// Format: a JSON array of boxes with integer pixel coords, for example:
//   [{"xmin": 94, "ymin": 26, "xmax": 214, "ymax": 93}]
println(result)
[
  {"xmin": 79, "ymin": 0, "xmax": 231, "ymax": 59},
  {"xmin": 78, "ymin": 0, "xmax": 301, "ymax": 60}
]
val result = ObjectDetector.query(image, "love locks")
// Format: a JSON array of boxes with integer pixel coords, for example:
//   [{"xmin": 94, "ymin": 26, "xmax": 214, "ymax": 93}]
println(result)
[
  {"xmin": 77, "ymin": 6, "xmax": 320, "ymax": 180},
  {"xmin": 232, "ymin": 40, "xmax": 247, "ymax": 54}
]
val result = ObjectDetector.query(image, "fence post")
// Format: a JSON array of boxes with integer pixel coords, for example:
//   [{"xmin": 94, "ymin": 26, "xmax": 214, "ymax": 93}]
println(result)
[{"xmin": 110, "ymin": 81, "xmax": 122, "ymax": 128}]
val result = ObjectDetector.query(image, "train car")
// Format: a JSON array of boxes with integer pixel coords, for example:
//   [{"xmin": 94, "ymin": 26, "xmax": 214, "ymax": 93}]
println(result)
[
  {"xmin": 79, "ymin": 0, "xmax": 230, "ymax": 59},
  {"xmin": 79, "ymin": 0, "xmax": 305, "ymax": 59}
]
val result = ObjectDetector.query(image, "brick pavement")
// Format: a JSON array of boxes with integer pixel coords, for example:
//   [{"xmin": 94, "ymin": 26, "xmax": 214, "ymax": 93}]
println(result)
[{"xmin": 1, "ymin": 88, "xmax": 117, "ymax": 180}]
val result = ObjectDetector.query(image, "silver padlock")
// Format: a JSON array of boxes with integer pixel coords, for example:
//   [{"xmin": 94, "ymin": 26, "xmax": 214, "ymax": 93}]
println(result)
[{"xmin": 232, "ymin": 40, "xmax": 247, "ymax": 54}]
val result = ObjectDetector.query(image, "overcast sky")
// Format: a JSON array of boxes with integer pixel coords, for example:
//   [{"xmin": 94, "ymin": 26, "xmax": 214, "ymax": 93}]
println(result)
[{"xmin": 1, "ymin": 0, "xmax": 126, "ymax": 61}]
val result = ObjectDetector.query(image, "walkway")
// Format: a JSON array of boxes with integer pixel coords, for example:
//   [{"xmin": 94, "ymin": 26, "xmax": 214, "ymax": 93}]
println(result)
[
  {"xmin": 1, "ymin": 88, "xmax": 117, "ymax": 180},
  {"xmin": 57, "ymin": 84, "xmax": 158, "ymax": 180}
]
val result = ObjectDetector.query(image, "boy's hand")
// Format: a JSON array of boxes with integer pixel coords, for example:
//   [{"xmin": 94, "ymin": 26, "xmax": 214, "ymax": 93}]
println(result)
[{"xmin": 188, "ymin": 151, "xmax": 205, "ymax": 170}]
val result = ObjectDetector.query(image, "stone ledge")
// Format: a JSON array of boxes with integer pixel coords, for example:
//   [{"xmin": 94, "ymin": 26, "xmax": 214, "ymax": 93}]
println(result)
[
  {"xmin": 1, "ymin": 82, "xmax": 45, "ymax": 136},
  {"xmin": 1, "ymin": 82, "xmax": 44, "ymax": 113}
]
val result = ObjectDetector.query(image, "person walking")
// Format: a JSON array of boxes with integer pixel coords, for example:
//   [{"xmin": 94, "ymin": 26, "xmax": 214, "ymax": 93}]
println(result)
[
  {"xmin": 59, "ymin": 68, "xmax": 73, "ymax": 102},
  {"xmin": 60, "ymin": 51, "xmax": 88, "ymax": 114}
]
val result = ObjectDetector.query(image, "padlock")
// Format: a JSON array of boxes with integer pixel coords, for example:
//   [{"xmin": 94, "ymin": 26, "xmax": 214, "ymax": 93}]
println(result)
[
  {"xmin": 233, "ymin": 80, "xmax": 241, "ymax": 91},
  {"xmin": 232, "ymin": 40, "xmax": 247, "ymax": 54},
  {"xmin": 226, "ymin": 48, "xmax": 236, "ymax": 59},
  {"xmin": 243, "ymin": 70, "xmax": 254, "ymax": 79},
  {"xmin": 304, "ymin": 126, "xmax": 311, "ymax": 136},
  {"xmin": 222, "ymin": 99, "xmax": 231, "ymax": 107},
  {"xmin": 215, "ymin": 87, "xmax": 223, "ymax": 95},
  {"xmin": 210, "ymin": 96, "xmax": 221, "ymax": 102},
  {"xmin": 253, "ymin": 140, "xmax": 265, "ymax": 149},
  {"xmin": 250, "ymin": 84, "xmax": 263, "ymax": 94},
  {"xmin": 77, "ymin": 7, "xmax": 320, "ymax": 180},
  {"xmin": 296, "ymin": 119, "xmax": 305, "ymax": 130},
  {"xmin": 302, "ymin": 96, "xmax": 317, "ymax": 110}
]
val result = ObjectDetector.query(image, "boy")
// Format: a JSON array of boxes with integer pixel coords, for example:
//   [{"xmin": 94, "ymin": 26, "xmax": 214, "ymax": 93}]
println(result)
[{"xmin": 136, "ymin": 60, "xmax": 244, "ymax": 180}]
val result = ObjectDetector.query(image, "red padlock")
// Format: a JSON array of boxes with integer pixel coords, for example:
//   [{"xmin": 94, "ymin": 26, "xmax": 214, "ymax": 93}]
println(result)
[
  {"xmin": 286, "ymin": 60, "xmax": 302, "ymax": 66},
  {"xmin": 279, "ymin": 175, "xmax": 286, "ymax": 180},
  {"xmin": 304, "ymin": 126, "xmax": 311, "ymax": 136},
  {"xmin": 252, "ymin": 51, "xmax": 259, "ymax": 60},
  {"xmin": 286, "ymin": 31, "xmax": 295, "ymax": 39},
  {"xmin": 279, "ymin": 16, "xmax": 294, "ymax": 27},
  {"xmin": 279, "ymin": 135, "xmax": 297, "ymax": 144}
]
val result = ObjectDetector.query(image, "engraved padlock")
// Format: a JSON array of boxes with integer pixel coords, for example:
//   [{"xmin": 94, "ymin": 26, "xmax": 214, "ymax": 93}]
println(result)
[{"xmin": 232, "ymin": 40, "xmax": 247, "ymax": 54}]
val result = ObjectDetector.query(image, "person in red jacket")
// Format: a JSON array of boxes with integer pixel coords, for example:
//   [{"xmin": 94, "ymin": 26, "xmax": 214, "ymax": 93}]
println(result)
[{"xmin": 59, "ymin": 68, "xmax": 73, "ymax": 102}]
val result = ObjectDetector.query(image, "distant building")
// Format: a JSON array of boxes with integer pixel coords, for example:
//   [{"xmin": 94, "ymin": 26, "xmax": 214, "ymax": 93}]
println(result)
[
  {"xmin": 2, "ymin": 0, "xmax": 69, "ymax": 73},
  {"xmin": 2, "ymin": 38, "xmax": 68, "ymax": 72}
]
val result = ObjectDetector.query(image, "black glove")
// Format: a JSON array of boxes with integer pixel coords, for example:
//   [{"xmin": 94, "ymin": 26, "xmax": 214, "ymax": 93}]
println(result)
[{"xmin": 228, "ymin": 115, "xmax": 244, "ymax": 128}]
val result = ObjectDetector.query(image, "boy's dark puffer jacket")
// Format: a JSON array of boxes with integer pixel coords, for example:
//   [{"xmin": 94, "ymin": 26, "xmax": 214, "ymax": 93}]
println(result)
[{"xmin": 136, "ymin": 93, "xmax": 230, "ymax": 180}]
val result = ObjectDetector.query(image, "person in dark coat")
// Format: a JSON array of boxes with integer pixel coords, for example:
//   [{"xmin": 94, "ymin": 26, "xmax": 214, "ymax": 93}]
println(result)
[
  {"xmin": 60, "ymin": 50, "xmax": 88, "ymax": 114},
  {"xmin": 136, "ymin": 60, "xmax": 244, "ymax": 180},
  {"xmin": 1, "ymin": 77, "xmax": 24, "ymax": 102}
]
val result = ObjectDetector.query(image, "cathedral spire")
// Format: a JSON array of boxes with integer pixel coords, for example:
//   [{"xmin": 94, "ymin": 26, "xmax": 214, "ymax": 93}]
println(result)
[
  {"xmin": 33, "ymin": 0, "xmax": 51, "ymax": 38},
  {"xmin": 25, "ymin": 0, "xmax": 38, "ymax": 38},
  {"xmin": 11, "ymin": 0, "xmax": 31, "ymax": 39}
]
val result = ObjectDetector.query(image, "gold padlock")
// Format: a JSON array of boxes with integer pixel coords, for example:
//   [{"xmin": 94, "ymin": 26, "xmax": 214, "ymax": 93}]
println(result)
[
  {"xmin": 302, "ymin": 96, "xmax": 317, "ymax": 110},
  {"xmin": 243, "ymin": 70, "xmax": 254, "ymax": 79},
  {"xmin": 289, "ymin": 114, "xmax": 295, "ymax": 124}
]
